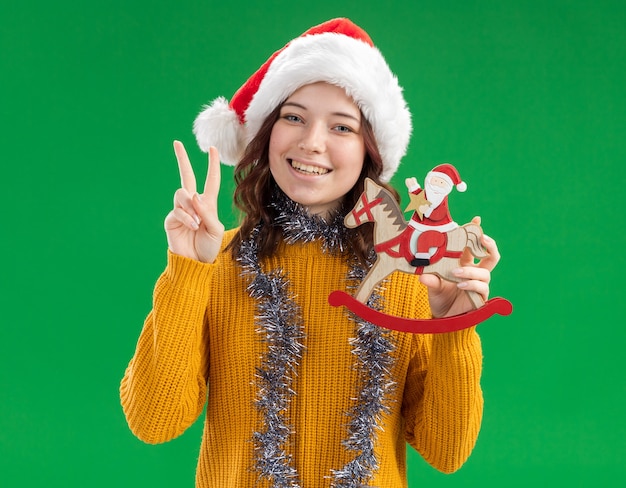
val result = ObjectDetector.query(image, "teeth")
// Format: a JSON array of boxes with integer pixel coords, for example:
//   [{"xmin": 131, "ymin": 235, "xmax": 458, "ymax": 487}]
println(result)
[{"xmin": 291, "ymin": 160, "xmax": 329, "ymax": 175}]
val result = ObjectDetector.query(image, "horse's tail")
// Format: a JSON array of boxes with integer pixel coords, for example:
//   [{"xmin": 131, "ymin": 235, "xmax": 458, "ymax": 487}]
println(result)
[{"xmin": 464, "ymin": 224, "xmax": 489, "ymax": 259}]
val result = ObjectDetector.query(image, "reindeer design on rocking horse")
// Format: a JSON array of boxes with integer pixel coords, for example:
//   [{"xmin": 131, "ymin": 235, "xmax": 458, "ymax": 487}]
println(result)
[{"xmin": 328, "ymin": 174, "xmax": 512, "ymax": 333}]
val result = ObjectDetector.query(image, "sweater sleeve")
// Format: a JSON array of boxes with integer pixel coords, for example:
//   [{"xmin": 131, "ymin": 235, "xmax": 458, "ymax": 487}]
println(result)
[
  {"xmin": 119, "ymin": 251, "xmax": 214, "ymax": 444},
  {"xmin": 402, "ymin": 327, "xmax": 484, "ymax": 473}
]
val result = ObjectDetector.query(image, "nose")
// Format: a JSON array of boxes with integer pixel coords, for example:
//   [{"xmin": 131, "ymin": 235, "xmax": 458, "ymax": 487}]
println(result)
[{"xmin": 299, "ymin": 122, "xmax": 326, "ymax": 153}]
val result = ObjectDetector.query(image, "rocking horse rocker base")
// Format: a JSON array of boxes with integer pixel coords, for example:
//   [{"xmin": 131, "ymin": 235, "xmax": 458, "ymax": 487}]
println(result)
[{"xmin": 329, "ymin": 290, "xmax": 513, "ymax": 334}]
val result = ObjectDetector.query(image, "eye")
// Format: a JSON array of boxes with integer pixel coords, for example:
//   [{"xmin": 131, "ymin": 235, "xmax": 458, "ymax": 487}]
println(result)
[
  {"xmin": 333, "ymin": 124, "xmax": 353, "ymax": 133},
  {"xmin": 283, "ymin": 114, "xmax": 303, "ymax": 123}
]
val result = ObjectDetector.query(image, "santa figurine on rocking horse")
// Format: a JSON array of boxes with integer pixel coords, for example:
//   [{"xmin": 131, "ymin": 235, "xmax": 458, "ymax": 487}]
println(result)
[
  {"xmin": 328, "ymin": 163, "xmax": 512, "ymax": 334},
  {"xmin": 406, "ymin": 164, "xmax": 468, "ymax": 268}
]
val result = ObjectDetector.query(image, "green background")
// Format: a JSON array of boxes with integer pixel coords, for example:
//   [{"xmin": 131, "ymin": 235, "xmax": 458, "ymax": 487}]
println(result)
[{"xmin": 1, "ymin": 0, "xmax": 624, "ymax": 486}]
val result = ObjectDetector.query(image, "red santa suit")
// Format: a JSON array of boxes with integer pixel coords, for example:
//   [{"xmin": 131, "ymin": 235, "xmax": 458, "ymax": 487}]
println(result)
[{"xmin": 408, "ymin": 164, "xmax": 467, "ymax": 265}]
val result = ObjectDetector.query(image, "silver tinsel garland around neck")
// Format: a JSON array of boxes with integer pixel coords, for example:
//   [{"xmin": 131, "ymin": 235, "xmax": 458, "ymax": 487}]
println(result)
[{"xmin": 237, "ymin": 191, "xmax": 397, "ymax": 487}]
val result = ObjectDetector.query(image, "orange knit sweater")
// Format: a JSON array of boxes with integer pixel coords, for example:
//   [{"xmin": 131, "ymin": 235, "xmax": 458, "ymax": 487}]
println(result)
[{"xmin": 120, "ymin": 229, "xmax": 483, "ymax": 487}]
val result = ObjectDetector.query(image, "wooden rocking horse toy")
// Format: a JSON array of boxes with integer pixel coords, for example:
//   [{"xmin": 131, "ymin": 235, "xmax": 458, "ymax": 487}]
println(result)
[{"xmin": 328, "ymin": 169, "xmax": 512, "ymax": 333}]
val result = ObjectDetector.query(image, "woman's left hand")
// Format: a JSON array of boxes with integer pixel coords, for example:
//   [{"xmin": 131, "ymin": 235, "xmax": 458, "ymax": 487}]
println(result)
[{"xmin": 419, "ymin": 217, "xmax": 501, "ymax": 318}]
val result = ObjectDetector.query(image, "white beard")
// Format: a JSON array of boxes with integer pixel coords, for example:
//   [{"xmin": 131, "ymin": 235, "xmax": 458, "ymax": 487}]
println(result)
[{"xmin": 423, "ymin": 180, "xmax": 450, "ymax": 217}]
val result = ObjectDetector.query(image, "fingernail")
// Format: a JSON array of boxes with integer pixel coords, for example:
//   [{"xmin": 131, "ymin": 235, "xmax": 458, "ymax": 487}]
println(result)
[
  {"xmin": 453, "ymin": 268, "xmax": 464, "ymax": 275},
  {"xmin": 483, "ymin": 234, "xmax": 493, "ymax": 243},
  {"xmin": 457, "ymin": 281, "xmax": 468, "ymax": 289}
]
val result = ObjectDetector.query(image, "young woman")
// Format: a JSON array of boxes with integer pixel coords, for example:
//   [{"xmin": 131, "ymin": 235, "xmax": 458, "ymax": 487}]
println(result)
[{"xmin": 120, "ymin": 18, "xmax": 500, "ymax": 487}]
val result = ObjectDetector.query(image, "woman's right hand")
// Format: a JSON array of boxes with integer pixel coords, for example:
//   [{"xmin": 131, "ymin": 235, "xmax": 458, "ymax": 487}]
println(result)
[{"xmin": 164, "ymin": 141, "xmax": 225, "ymax": 263}]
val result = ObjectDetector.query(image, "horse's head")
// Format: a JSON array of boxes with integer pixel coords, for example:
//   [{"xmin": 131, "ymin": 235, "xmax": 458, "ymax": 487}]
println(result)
[{"xmin": 344, "ymin": 178, "xmax": 387, "ymax": 228}]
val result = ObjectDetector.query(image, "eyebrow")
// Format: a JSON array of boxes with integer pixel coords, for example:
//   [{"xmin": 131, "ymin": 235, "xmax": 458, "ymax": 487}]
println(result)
[{"xmin": 281, "ymin": 101, "xmax": 361, "ymax": 123}]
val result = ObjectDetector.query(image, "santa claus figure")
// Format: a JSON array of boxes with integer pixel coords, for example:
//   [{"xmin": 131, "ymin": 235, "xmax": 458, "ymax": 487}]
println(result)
[{"xmin": 405, "ymin": 164, "xmax": 467, "ymax": 267}]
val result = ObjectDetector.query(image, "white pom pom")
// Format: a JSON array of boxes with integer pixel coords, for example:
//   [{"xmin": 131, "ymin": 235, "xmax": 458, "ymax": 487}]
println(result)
[
  {"xmin": 456, "ymin": 181, "xmax": 467, "ymax": 192},
  {"xmin": 192, "ymin": 97, "xmax": 244, "ymax": 166}
]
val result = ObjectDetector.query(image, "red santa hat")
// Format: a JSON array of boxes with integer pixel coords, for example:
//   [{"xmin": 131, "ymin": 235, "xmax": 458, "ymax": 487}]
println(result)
[
  {"xmin": 428, "ymin": 163, "xmax": 467, "ymax": 192},
  {"xmin": 192, "ymin": 18, "xmax": 411, "ymax": 183}
]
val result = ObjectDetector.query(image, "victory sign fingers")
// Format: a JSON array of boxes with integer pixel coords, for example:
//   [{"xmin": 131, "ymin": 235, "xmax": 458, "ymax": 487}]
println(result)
[{"xmin": 166, "ymin": 141, "xmax": 224, "ymax": 262}]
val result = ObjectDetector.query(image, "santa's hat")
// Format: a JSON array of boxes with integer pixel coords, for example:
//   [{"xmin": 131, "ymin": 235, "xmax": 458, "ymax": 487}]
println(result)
[
  {"xmin": 428, "ymin": 163, "xmax": 467, "ymax": 192},
  {"xmin": 193, "ymin": 18, "xmax": 411, "ymax": 182}
]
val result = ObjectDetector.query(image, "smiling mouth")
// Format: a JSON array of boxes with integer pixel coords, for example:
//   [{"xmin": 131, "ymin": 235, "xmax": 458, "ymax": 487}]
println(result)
[{"xmin": 290, "ymin": 160, "xmax": 330, "ymax": 175}]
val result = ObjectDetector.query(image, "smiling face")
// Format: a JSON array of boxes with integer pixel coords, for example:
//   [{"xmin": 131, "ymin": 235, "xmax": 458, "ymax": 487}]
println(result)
[{"xmin": 268, "ymin": 82, "xmax": 366, "ymax": 217}]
